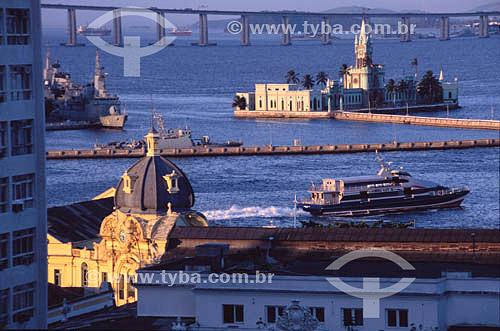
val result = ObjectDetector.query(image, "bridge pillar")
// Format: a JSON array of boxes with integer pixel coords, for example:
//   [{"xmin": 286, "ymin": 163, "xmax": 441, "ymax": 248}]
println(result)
[
  {"xmin": 65, "ymin": 8, "xmax": 77, "ymax": 46},
  {"xmin": 321, "ymin": 16, "xmax": 331, "ymax": 45},
  {"xmin": 156, "ymin": 12, "xmax": 166, "ymax": 46},
  {"xmin": 240, "ymin": 15, "xmax": 250, "ymax": 46},
  {"xmin": 281, "ymin": 16, "xmax": 291, "ymax": 46},
  {"xmin": 440, "ymin": 16, "xmax": 450, "ymax": 41},
  {"xmin": 112, "ymin": 9, "xmax": 123, "ymax": 46},
  {"xmin": 479, "ymin": 15, "xmax": 489, "ymax": 38},
  {"xmin": 400, "ymin": 16, "xmax": 411, "ymax": 42}
]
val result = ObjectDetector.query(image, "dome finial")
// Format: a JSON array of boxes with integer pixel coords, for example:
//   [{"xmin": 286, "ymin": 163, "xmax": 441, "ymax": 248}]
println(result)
[{"xmin": 145, "ymin": 113, "xmax": 160, "ymax": 157}]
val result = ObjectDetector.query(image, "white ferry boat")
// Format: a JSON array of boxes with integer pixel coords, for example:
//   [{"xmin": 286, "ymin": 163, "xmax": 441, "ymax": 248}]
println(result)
[{"xmin": 297, "ymin": 154, "xmax": 470, "ymax": 216}]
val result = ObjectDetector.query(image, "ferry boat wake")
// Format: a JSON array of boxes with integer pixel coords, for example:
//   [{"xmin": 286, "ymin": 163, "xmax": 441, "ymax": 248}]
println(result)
[{"xmin": 297, "ymin": 153, "xmax": 470, "ymax": 217}]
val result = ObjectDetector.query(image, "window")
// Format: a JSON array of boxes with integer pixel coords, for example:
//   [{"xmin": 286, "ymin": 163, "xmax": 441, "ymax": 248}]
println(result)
[
  {"xmin": 102, "ymin": 272, "xmax": 108, "ymax": 283},
  {"xmin": 0, "ymin": 9, "xmax": 4, "ymax": 45},
  {"xmin": 127, "ymin": 276, "xmax": 135, "ymax": 298},
  {"xmin": 54, "ymin": 269, "xmax": 61, "ymax": 286},
  {"xmin": 13, "ymin": 282, "xmax": 34, "ymax": 323},
  {"xmin": 9, "ymin": 65, "xmax": 32, "ymax": 101},
  {"xmin": 266, "ymin": 305, "xmax": 285, "ymax": 324},
  {"xmin": 0, "ymin": 67, "xmax": 5, "ymax": 102},
  {"xmin": 342, "ymin": 308, "xmax": 363, "ymax": 326},
  {"xmin": 0, "ymin": 122, "xmax": 7, "ymax": 157},
  {"xmin": 11, "ymin": 120, "xmax": 32, "ymax": 155},
  {"xmin": 0, "ymin": 178, "xmax": 7, "ymax": 213},
  {"xmin": 81, "ymin": 263, "xmax": 88, "ymax": 287},
  {"xmin": 0, "ymin": 233, "xmax": 8, "ymax": 270},
  {"xmin": 12, "ymin": 174, "xmax": 34, "ymax": 209},
  {"xmin": 6, "ymin": 9, "xmax": 30, "ymax": 45},
  {"xmin": 0, "ymin": 288, "xmax": 8, "ymax": 326},
  {"xmin": 309, "ymin": 307, "xmax": 325, "ymax": 323},
  {"xmin": 223, "ymin": 304, "xmax": 244, "ymax": 324},
  {"xmin": 119, "ymin": 274, "xmax": 124, "ymax": 300},
  {"xmin": 12, "ymin": 228, "xmax": 34, "ymax": 266},
  {"xmin": 387, "ymin": 309, "xmax": 408, "ymax": 327}
]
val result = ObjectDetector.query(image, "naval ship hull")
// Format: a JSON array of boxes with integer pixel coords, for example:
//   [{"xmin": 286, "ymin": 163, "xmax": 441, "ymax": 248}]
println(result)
[
  {"xmin": 298, "ymin": 189, "xmax": 469, "ymax": 217},
  {"xmin": 100, "ymin": 114, "xmax": 128, "ymax": 128}
]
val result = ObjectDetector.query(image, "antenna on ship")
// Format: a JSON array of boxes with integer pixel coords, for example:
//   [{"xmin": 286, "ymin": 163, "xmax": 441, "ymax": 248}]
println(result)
[{"xmin": 293, "ymin": 193, "xmax": 297, "ymax": 228}]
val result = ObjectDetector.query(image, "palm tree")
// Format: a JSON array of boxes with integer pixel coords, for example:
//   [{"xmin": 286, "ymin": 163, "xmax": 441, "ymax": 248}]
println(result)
[
  {"xmin": 316, "ymin": 72, "xmax": 329, "ymax": 88},
  {"xmin": 396, "ymin": 79, "xmax": 409, "ymax": 103},
  {"xmin": 285, "ymin": 70, "xmax": 300, "ymax": 84},
  {"xmin": 231, "ymin": 95, "xmax": 247, "ymax": 110},
  {"xmin": 302, "ymin": 74, "xmax": 315, "ymax": 89},
  {"xmin": 411, "ymin": 58, "xmax": 418, "ymax": 79},
  {"xmin": 417, "ymin": 71, "xmax": 443, "ymax": 104},
  {"xmin": 386, "ymin": 79, "xmax": 396, "ymax": 105},
  {"xmin": 338, "ymin": 64, "xmax": 350, "ymax": 80}
]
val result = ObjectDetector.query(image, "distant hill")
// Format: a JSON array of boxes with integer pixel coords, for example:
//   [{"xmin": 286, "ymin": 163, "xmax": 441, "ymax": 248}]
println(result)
[{"xmin": 469, "ymin": 2, "xmax": 500, "ymax": 12}]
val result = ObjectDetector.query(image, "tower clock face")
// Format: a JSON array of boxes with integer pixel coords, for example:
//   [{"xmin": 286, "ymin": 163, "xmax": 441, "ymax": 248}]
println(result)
[{"xmin": 119, "ymin": 230, "xmax": 127, "ymax": 243}]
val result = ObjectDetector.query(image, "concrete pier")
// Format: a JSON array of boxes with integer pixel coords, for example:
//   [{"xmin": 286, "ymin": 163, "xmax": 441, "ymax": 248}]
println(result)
[
  {"xmin": 400, "ymin": 16, "xmax": 411, "ymax": 42},
  {"xmin": 234, "ymin": 110, "xmax": 500, "ymax": 130},
  {"xmin": 46, "ymin": 138, "xmax": 500, "ymax": 160},
  {"xmin": 440, "ymin": 16, "xmax": 450, "ymax": 41},
  {"xmin": 112, "ymin": 9, "xmax": 123, "ymax": 46},
  {"xmin": 65, "ymin": 9, "xmax": 77, "ymax": 46},
  {"xmin": 321, "ymin": 17, "xmax": 331, "ymax": 45},
  {"xmin": 191, "ymin": 13, "xmax": 216, "ymax": 46},
  {"xmin": 240, "ymin": 15, "xmax": 250, "ymax": 46},
  {"xmin": 155, "ymin": 12, "xmax": 166, "ymax": 46},
  {"xmin": 281, "ymin": 16, "xmax": 291, "ymax": 46},
  {"xmin": 479, "ymin": 15, "xmax": 489, "ymax": 38}
]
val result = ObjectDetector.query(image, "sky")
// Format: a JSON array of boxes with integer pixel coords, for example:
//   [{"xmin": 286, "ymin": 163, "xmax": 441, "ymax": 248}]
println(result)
[{"xmin": 43, "ymin": 0, "xmax": 496, "ymax": 12}]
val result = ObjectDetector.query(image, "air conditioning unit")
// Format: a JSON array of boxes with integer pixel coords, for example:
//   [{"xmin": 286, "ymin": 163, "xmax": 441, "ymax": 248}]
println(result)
[{"xmin": 12, "ymin": 200, "xmax": 24, "ymax": 213}]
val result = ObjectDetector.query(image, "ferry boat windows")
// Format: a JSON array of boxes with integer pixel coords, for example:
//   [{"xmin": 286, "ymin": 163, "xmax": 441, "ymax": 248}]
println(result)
[
  {"xmin": 6, "ymin": 9, "xmax": 30, "ymax": 45},
  {"xmin": 9, "ymin": 65, "xmax": 32, "ymax": 101}
]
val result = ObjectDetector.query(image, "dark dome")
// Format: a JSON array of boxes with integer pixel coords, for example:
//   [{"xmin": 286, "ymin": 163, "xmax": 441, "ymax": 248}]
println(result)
[{"xmin": 115, "ymin": 155, "xmax": 194, "ymax": 215}]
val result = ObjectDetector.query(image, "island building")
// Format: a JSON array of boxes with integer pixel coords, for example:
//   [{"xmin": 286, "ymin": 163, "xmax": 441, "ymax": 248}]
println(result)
[
  {"xmin": 46, "ymin": 127, "xmax": 208, "ymax": 307},
  {"xmin": 235, "ymin": 18, "xmax": 458, "ymax": 115},
  {"xmin": 0, "ymin": 0, "xmax": 48, "ymax": 329}
]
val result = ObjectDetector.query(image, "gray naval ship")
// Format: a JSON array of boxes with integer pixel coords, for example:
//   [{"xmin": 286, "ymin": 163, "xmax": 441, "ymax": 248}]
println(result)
[
  {"xmin": 95, "ymin": 111, "xmax": 243, "ymax": 150},
  {"xmin": 44, "ymin": 49, "xmax": 127, "ymax": 129}
]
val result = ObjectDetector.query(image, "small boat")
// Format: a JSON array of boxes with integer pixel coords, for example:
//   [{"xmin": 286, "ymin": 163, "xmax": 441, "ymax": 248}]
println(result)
[
  {"xmin": 297, "ymin": 153, "xmax": 470, "ymax": 216},
  {"xmin": 168, "ymin": 27, "xmax": 192, "ymax": 36},
  {"xmin": 94, "ymin": 111, "xmax": 242, "ymax": 150}
]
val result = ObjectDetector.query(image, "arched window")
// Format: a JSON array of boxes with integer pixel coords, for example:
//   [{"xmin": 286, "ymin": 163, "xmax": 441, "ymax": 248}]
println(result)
[
  {"xmin": 290, "ymin": 100, "xmax": 293, "ymax": 110},
  {"xmin": 119, "ymin": 274, "xmax": 125, "ymax": 300},
  {"xmin": 259, "ymin": 99, "xmax": 262, "ymax": 109},
  {"xmin": 281, "ymin": 99, "xmax": 284, "ymax": 110},
  {"xmin": 81, "ymin": 263, "xmax": 88, "ymax": 287}
]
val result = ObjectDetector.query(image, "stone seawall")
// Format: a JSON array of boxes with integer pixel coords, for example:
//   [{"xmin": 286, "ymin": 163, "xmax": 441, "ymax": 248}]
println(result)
[{"xmin": 46, "ymin": 138, "xmax": 500, "ymax": 160}]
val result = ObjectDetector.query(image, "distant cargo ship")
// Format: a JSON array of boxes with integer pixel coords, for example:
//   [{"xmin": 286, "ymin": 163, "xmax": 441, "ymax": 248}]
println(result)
[
  {"xmin": 77, "ymin": 24, "xmax": 111, "ymax": 36},
  {"xmin": 168, "ymin": 27, "xmax": 192, "ymax": 36}
]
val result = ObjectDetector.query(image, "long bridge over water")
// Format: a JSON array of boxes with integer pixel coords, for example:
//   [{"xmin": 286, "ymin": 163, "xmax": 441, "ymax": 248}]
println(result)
[{"xmin": 41, "ymin": 3, "xmax": 500, "ymax": 47}]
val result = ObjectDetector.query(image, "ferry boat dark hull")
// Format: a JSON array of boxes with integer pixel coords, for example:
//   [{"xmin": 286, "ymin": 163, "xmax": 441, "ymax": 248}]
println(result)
[
  {"xmin": 299, "ymin": 189, "xmax": 469, "ymax": 217},
  {"xmin": 297, "ymin": 153, "xmax": 470, "ymax": 217}
]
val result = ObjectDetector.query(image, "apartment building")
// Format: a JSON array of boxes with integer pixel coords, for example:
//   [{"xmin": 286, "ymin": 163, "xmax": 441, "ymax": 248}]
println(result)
[{"xmin": 0, "ymin": 0, "xmax": 47, "ymax": 328}]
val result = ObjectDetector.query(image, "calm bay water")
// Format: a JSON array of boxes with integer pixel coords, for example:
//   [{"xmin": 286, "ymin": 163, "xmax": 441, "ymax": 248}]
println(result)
[{"xmin": 43, "ymin": 31, "xmax": 500, "ymax": 228}]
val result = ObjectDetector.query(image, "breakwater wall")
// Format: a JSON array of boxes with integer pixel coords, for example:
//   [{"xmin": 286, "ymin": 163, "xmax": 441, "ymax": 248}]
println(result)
[
  {"xmin": 46, "ymin": 138, "xmax": 500, "ymax": 160},
  {"xmin": 234, "ymin": 110, "xmax": 500, "ymax": 130}
]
